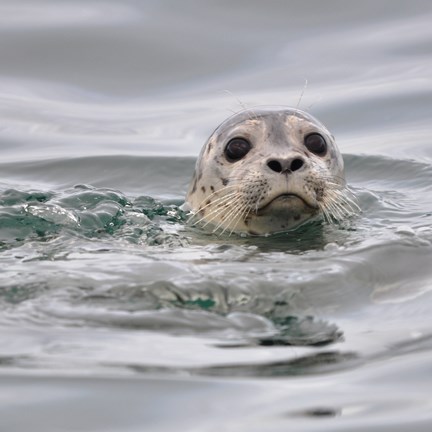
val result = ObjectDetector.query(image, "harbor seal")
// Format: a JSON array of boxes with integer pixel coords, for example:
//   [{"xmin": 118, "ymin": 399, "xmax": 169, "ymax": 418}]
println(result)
[{"xmin": 185, "ymin": 107, "xmax": 356, "ymax": 235}]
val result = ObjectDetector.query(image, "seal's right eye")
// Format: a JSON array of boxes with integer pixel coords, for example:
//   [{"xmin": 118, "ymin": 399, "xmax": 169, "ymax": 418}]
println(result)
[{"xmin": 224, "ymin": 138, "xmax": 251, "ymax": 162}]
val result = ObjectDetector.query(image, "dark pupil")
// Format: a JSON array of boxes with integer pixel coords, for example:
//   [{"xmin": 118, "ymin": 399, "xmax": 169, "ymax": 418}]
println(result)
[
  {"xmin": 305, "ymin": 133, "xmax": 327, "ymax": 155},
  {"xmin": 225, "ymin": 138, "xmax": 251, "ymax": 161}
]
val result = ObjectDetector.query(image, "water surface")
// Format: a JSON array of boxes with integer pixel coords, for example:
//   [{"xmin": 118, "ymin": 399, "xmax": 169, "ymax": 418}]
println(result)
[{"xmin": 1, "ymin": 1, "xmax": 432, "ymax": 431}]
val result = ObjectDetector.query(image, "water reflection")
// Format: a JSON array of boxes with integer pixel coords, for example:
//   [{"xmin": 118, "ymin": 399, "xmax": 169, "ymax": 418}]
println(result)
[{"xmin": 1, "ymin": 1, "xmax": 432, "ymax": 431}]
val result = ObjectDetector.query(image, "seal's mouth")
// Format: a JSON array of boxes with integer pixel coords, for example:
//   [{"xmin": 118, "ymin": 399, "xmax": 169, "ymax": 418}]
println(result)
[{"xmin": 256, "ymin": 193, "xmax": 317, "ymax": 215}]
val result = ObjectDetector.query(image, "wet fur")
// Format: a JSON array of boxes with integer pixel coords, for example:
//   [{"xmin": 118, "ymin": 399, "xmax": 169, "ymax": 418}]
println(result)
[{"xmin": 186, "ymin": 107, "xmax": 359, "ymax": 235}]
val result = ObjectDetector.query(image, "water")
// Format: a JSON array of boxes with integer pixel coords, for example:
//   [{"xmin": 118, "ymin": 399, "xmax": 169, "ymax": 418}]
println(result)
[{"xmin": 1, "ymin": 1, "xmax": 432, "ymax": 430}]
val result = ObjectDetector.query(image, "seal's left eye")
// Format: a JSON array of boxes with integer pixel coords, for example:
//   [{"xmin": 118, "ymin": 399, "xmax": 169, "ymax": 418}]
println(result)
[
  {"xmin": 225, "ymin": 138, "xmax": 251, "ymax": 162},
  {"xmin": 304, "ymin": 133, "xmax": 327, "ymax": 156}
]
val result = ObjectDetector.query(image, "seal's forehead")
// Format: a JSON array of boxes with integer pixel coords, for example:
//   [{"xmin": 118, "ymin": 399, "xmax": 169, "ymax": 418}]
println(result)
[{"xmin": 215, "ymin": 107, "xmax": 325, "ymax": 134}]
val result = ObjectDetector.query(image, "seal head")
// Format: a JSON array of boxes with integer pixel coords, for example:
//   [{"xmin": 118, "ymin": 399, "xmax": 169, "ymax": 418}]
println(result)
[{"xmin": 186, "ymin": 107, "xmax": 349, "ymax": 235}]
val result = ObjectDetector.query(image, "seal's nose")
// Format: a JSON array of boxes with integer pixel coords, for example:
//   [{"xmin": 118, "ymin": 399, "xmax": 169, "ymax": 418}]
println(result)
[{"xmin": 267, "ymin": 156, "xmax": 305, "ymax": 173}]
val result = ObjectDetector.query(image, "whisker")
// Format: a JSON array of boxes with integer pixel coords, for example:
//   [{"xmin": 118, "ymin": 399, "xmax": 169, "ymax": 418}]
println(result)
[
  {"xmin": 187, "ymin": 186, "xmax": 240, "ymax": 224},
  {"xmin": 312, "ymin": 165, "xmax": 361, "ymax": 224},
  {"xmin": 213, "ymin": 197, "xmax": 246, "ymax": 234},
  {"xmin": 187, "ymin": 167, "xmax": 262, "ymax": 232},
  {"xmin": 196, "ymin": 196, "xmax": 242, "ymax": 228},
  {"xmin": 296, "ymin": 78, "xmax": 308, "ymax": 111},
  {"xmin": 219, "ymin": 205, "xmax": 245, "ymax": 236},
  {"xmin": 227, "ymin": 201, "xmax": 252, "ymax": 236},
  {"xmin": 195, "ymin": 190, "xmax": 239, "ymax": 213},
  {"xmin": 223, "ymin": 90, "xmax": 249, "ymax": 113},
  {"xmin": 254, "ymin": 188, "xmax": 267, "ymax": 214}
]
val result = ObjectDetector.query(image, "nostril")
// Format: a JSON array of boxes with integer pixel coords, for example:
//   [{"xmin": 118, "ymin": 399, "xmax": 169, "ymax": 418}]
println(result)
[
  {"xmin": 267, "ymin": 160, "xmax": 283, "ymax": 173},
  {"xmin": 290, "ymin": 158, "xmax": 304, "ymax": 172}
]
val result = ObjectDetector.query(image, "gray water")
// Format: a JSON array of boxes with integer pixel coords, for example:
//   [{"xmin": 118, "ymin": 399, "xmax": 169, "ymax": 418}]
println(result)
[{"xmin": 1, "ymin": 1, "xmax": 432, "ymax": 431}]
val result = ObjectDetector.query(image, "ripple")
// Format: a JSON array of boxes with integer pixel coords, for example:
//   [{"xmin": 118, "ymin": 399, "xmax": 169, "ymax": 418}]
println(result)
[{"xmin": 0, "ymin": 185, "xmax": 188, "ymax": 251}]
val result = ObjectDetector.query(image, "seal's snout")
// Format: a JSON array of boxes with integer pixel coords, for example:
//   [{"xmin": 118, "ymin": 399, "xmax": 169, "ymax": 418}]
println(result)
[{"xmin": 266, "ymin": 156, "xmax": 306, "ymax": 174}]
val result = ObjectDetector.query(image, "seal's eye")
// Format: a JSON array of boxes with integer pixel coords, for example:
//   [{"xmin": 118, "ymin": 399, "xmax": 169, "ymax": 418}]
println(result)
[
  {"xmin": 304, "ymin": 133, "xmax": 327, "ymax": 156},
  {"xmin": 224, "ymin": 138, "xmax": 251, "ymax": 162}
]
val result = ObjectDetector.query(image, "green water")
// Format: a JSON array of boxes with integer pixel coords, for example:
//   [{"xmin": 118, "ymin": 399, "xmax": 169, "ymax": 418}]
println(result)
[{"xmin": 1, "ymin": 1, "xmax": 432, "ymax": 431}]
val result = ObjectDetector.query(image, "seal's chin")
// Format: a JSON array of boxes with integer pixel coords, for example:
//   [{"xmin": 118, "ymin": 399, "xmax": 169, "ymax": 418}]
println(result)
[
  {"xmin": 245, "ymin": 193, "xmax": 318, "ymax": 234},
  {"xmin": 257, "ymin": 194, "xmax": 316, "ymax": 216}
]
